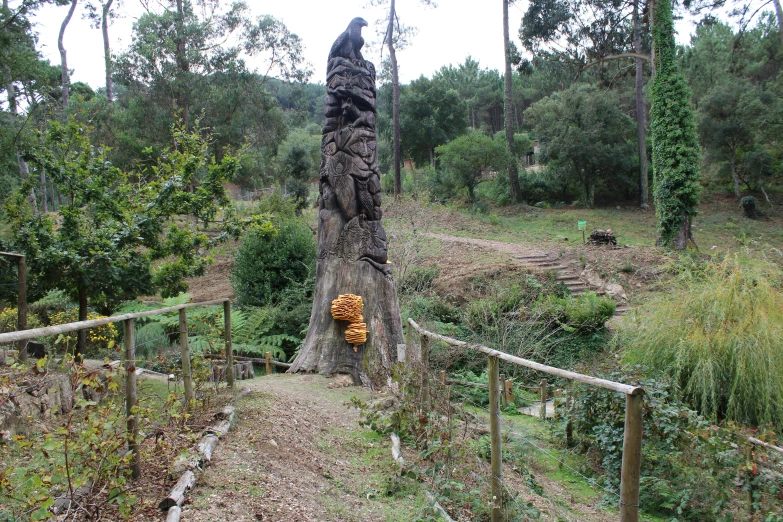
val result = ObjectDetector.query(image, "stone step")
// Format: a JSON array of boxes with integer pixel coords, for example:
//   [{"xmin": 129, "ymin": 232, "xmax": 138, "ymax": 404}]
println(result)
[
  {"xmin": 514, "ymin": 254, "xmax": 550, "ymax": 260},
  {"xmin": 562, "ymin": 281, "xmax": 584, "ymax": 287}
]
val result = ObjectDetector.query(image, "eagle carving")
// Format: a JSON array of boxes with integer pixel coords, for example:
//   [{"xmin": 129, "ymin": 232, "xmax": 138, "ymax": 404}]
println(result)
[{"xmin": 328, "ymin": 17, "xmax": 368, "ymax": 61}]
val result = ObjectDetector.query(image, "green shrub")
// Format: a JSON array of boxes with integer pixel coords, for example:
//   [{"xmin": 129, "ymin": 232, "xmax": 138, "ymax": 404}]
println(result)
[
  {"xmin": 571, "ymin": 369, "xmax": 739, "ymax": 520},
  {"xmin": 399, "ymin": 265, "xmax": 440, "ymax": 295},
  {"xmin": 231, "ymin": 217, "xmax": 316, "ymax": 307},
  {"xmin": 619, "ymin": 254, "xmax": 783, "ymax": 428},
  {"xmin": 405, "ymin": 295, "xmax": 461, "ymax": 325},
  {"xmin": 463, "ymin": 278, "xmax": 543, "ymax": 334},
  {"xmin": 532, "ymin": 291, "xmax": 616, "ymax": 332}
]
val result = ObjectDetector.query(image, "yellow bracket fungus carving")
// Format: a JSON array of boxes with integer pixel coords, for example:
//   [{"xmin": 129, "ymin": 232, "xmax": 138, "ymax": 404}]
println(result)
[{"xmin": 331, "ymin": 294, "xmax": 367, "ymax": 350}]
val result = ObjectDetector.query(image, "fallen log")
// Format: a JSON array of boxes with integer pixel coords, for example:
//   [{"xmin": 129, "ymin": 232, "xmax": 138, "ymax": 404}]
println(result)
[
  {"xmin": 165, "ymin": 506, "xmax": 182, "ymax": 522},
  {"xmin": 198, "ymin": 434, "xmax": 219, "ymax": 462},
  {"xmin": 204, "ymin": 353, "xmax": 291, "ymax": 369},
  {"xmin": 158, "ymin": 470, "xmax": 196, "ymax": 511}
]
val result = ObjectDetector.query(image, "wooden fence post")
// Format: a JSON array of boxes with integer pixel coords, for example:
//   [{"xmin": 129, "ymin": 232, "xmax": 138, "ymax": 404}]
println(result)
[
  {"xmin": 16, "ymin": 256, "xmax": 28, "ymax": 362},
  {"xmin": 620, "ymin": 392, "xmax": 643, "ymax": 522},
  {"xmin": 265, "ymin": 351, "xmax": 271, "ymax": 376},
  {"xmin": 488, "ymin": 355, "xmax": 503, "ymax": 522},
  {"xmin": 179, "ymin": 309, "xmax": 194, "ymax": 409},
  {"xmin": 505, "ymin": 380, "xmax": 514, "ymax": 405},
  {"xmin": 405, "ymin": 320, "xmax": 415, "ymax": 362},
  {"xmin": 540, "ymin": 379, "xmax": 548, "ymax": 421},
  {"xmin": 440, "ymin": 370, "xmax": 446, "ymax": 386},
  {"xmin": 746, "ymin": 444, "xmax": 755, "ymax": 521},
  {"xmin": 499, "ymin": 373, "xmax": 507, "ymax": 409},
  {"xmin": 224, "ymin": 301, "xmax": 234, "ymax": 390},
  {"xmin": 123, "ymin": 318, "xmax": 141, "ymax": 480},
  {"xmin": 420, "ymin": 334, "xmax": 430, "ymax": 413}
]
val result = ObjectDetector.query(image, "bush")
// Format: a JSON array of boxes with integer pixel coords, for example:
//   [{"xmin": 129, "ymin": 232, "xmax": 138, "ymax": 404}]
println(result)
[
  {"xmin": 571, "ymin": 369, "xmax": 739, "ymax": 520},
  {"xmin": 399, "ymin": 265, "xmax": 439, "ymax": 295},
  {"xmin": 741, "ymin": 195, "xmax": 763, "ymax": 219},
  {"xmin": 532, "ymin": 291, "xmax": 616, "ymax": 332},
  {"xmin": 619, "ymin": 254, "xmax": 783, "ymax": 428},
  {"xmin": 232, "ymin": 218, "xmax": 316, "ymax": 307}
]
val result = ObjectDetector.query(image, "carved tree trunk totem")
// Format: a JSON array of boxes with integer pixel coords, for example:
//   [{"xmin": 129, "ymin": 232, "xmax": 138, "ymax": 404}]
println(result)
[{"xmin": 289, "ymin": 18, "xmax": 403, "ymax": 387}]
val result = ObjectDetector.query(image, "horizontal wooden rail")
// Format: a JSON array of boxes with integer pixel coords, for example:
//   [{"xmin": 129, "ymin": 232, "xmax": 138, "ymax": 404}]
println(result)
[
  {"xmin": 408, "ymin": 319, "xmax": 643, "ymax": 396},
  {"xmin": 747, "ymin": 436, "xmax": 783, "ymax": 456},
  {"xmin": 0, "ymin": 299, "xmax": 230, "ymax": 344}
]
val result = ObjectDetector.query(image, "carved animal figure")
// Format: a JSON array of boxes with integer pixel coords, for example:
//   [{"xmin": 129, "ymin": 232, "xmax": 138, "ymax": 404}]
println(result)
[{"xmin": 328, "ymin": 17, "xmax": 368, "ymax": 61}]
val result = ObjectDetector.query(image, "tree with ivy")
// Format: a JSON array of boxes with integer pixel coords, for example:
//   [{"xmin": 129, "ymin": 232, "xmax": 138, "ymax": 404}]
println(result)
[
  {"xmin": 650, "ymin": 0, "xmax": 701, "ymax": 249},
  {"xmin": 4, "ymin": 118, "xmax": 241, "ymax": 357}
]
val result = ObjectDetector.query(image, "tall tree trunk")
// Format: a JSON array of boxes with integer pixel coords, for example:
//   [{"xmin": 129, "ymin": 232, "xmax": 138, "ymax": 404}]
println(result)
[
  {"xmin": 730, "ymin": 152, "xmax": 741, "ymax": 199},
  {"xmin": 634, "ymin": 0, "xmax": 649, "ymax": 209},
  {"xmin": 76, "ymin": 282, "xmax": 87, "ymax": 360},
  {"xmin": 49, "ymin": 181, "xmax": 58, "ymax": 211},
  {"xmin": 772, "ymin": 0, "xmax": 783, "ymax": 49},
  {"xmin": 40, "ymin": 170, "xmax": 48, "ymax": 213},
  {"xmin": 59, "ymin": 0, "xmax": 78, "ymax": 106},
  {"xmin": 387, "ymin": 0, "xmax": 402, "ymax": 198},
  {"xmin": 102, "ymin": 0, "xmax": 114, "ymax": 101},
  {"xmin": 175, "ymin": 0, "xmax": 190, "ymax": 128},
  {"xmin": 503, "ymin": 0, "xmax": 522, "ymax": 203},
  {"xmin": 5, "ymin": 80, "xmax": 30, "ymax": 179}
]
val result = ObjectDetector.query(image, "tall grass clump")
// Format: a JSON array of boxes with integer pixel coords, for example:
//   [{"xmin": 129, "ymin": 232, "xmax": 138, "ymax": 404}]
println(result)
[{"xmin": 619, "ymin": 254, "xmax": 783, "ymax": 428}]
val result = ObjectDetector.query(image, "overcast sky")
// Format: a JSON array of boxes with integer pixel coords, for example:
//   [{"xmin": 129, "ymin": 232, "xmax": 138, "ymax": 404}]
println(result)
[{"xmin": 27, "ymin": 0, "xmax": 743, "ymax": 90}]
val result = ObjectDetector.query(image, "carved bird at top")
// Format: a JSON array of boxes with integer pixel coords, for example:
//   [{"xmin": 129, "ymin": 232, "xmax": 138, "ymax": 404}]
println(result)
[{"xmin": 329, "ymin": 17, "xmax": 368, "ymax": 61}]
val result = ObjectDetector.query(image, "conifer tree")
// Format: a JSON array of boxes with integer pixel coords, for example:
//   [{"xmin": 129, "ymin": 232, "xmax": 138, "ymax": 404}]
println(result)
[{"xmin": 651, "ymin": 0, "xmax": 701, "ymax": 249}]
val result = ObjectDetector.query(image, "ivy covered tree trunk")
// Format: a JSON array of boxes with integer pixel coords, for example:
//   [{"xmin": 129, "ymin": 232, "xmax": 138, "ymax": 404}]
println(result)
[{"xmin": 651, "ymin": 0, "xmax": 701, "ymax": 250}]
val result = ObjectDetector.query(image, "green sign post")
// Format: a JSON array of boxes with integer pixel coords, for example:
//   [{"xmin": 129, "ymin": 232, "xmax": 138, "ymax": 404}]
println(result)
[{"xmin": 577, "ymin": 220, "xmax": 587, "ymax": 243}]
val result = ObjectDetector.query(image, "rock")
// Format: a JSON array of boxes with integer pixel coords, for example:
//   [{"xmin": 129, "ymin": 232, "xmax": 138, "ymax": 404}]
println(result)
[
  {"xmin": 580, "ymin": 268, "xmax": 605, "ymax": 291},
  {"xmin": 27, "ymin": 341, "xmax": 46, "ymax": 358},
  {"xmin": 604, "ymin": 283, "xmax": 627, "ymax": 303}
]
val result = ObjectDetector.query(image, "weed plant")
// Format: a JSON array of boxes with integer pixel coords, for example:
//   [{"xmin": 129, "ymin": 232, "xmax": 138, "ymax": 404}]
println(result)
[
  {"xmin": 619, "ymin": 254, "xmax": 783, "ymax": 428},
  {"xmin": 570, "ymin": 367, "xmax": 783, "ymax": 520}
]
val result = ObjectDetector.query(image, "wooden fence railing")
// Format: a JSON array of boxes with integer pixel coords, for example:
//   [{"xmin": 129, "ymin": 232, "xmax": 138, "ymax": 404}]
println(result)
[
  {"xmin": 0, "ymin": 298, "xmax": 237, "ymax": 480},
  {"xmin": 407, "ymin": 318, "xmax": 645, "ymax": 522}
]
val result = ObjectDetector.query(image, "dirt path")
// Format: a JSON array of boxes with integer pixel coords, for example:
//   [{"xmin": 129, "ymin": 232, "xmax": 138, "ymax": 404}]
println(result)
[
  {"xmin": 426, "ymin": 232, "xmax": 549, "ymax": 259},
  {"xmin": 182, "ymin": 374, "xmax": 428, "ymax": 522}
]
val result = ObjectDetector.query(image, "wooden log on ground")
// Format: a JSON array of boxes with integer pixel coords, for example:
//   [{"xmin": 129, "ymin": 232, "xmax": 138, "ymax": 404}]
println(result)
[
  {"xmin": 203, "ymin": 353, "xmax": 291, "ymax": 368},
  {"xmin": 210, "ymin": 365, "xmax": 226, "ymax": 383},
  {"xmin": 391, "ymin": 433, "xmax": 403, "ymax": 465},
  {"xmin": 158, "ymin": 470, "xmax": 196, "ymax": 511},
  {"xmin": 165, "ymin": 506, "xmax": 182, "ymax": 522},
  {"xmin": 243, "ymin": 361, "xmax": 253, "ymax": 379},
  {"xmin": 198, "ymin": 434, "xmax": 219, "ymax": 462}
]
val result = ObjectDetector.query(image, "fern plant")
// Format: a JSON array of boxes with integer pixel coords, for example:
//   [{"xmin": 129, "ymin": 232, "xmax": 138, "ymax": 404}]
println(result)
[{"xmin": 113, "ymin": 294, "xmax": 304, "ymax": 362}]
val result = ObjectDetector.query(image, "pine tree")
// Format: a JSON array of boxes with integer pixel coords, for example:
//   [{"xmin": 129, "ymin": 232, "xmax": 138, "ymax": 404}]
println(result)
[{"xmin": 651, "ymin": 0, "xmax": 701, "ymax": 249}]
